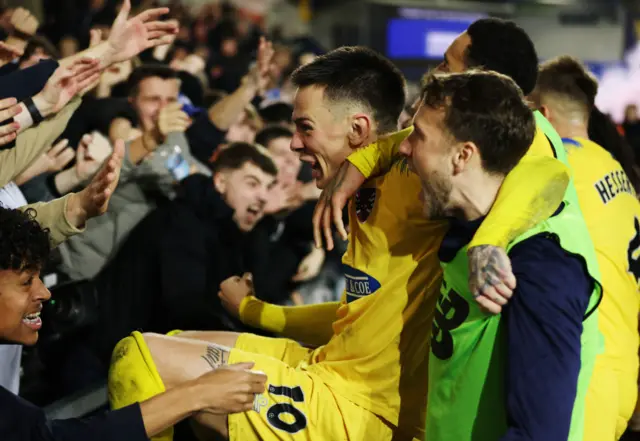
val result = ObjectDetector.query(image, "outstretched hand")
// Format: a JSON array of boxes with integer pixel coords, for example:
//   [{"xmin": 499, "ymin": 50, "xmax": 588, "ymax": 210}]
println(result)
[
  {"xmin": 65, "ymin": 139, "xmax": 124, "ymax": 229},
  {"xmin": 106, "ymin": 0, "xmax": 178, "ymax": 65},
  {"xmin": 0, "ymin": 41, "xmax": 23, "ymax": 65},
  {"xmin": 33, "ymin": 58, "xmax": 101, "ymax": 117},
  {"xmin": 243, "ymin": 37, "xmax": 275, "ymax": 95}
]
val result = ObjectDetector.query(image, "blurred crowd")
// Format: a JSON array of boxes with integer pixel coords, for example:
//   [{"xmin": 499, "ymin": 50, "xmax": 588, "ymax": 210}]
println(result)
[{"xmin": 0, "ymin": 0, "xmax": 346, "ymax": 402}]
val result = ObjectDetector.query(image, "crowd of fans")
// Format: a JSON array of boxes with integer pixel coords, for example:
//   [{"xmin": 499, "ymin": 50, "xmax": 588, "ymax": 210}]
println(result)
[{"xmin": 0, "ymin": 0, "xmax": 345, "ymax": 404}]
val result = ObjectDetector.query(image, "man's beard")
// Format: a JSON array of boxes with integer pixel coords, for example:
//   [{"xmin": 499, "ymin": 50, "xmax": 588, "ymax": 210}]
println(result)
[{"xmin": 420, "ymin": 170, "xmax": 452, "ymax": 220}]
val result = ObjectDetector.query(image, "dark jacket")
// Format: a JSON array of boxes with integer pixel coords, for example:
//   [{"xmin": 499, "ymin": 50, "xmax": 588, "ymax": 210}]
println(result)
[
  {"xmin": 91, "ymin": 173, "xmax": 271, "ymax": 362},
  {"xmin": 0, "ymin": 384, "xmax": 146, "ymax": 441}
]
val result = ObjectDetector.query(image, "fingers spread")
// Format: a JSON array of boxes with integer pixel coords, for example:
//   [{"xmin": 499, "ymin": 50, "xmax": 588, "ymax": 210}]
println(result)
[{"xmin": 136, "ymin": 7, "xmax": 170, "ymax": 24}]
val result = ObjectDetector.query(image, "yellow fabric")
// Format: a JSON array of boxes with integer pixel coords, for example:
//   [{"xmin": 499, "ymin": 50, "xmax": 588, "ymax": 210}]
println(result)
[
  {"xmin": 239, "ymin": 297, "xmax": 339, "ymax": 347},
  {"xmin": 228, "ymin": 339, "xmax": 421, "ymax": 441},
  {"xmin": 108, "ymin": 331, "xmax": 172, "ymax": 441},
  {"xmin": 347, "ymin": 126, "xmax": 413, "ymax": 179},
  {"xmin": 468, "ymin": 126, "xmax": 569, "ymax": 248},
  {"xmin": 306, "ymin": 164, "xmax": 447, "ymax": 438},
  {"xmin": 563, "ymin": 137, "xmax": 640, "ymax": 440},
  {"xmin": 585, "ymin": 357, "xmax": 637, "ymax": 441},
  {"xmin": 235, "ymin": 333, "xmax": 313, "ymax": 368},
  {"xmin": 348, "ymin": 125, "xmax": 570, "ymax": 250},
  {"xmin": 236, "ymin": 124, "xmax": 569, "ymax": 438}
]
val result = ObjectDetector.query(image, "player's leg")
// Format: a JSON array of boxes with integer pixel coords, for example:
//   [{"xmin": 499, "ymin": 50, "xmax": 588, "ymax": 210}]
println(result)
[
  {"xmin": 157, "ymin": 331, "xmax": 313, "ymax": 369},
  {"xmin": 142, "ymin": 332, "xmax": 233, "ymax": 390},
  {"xmin": 109, "ymin": 332, "xmax": 403, "ymax": 441},
  {"xmin": 173, "ymin": 331, "xmax": 241, "ymax": 348},
  {"xmin": 144, "ymin": 332, "xmax": 340, "ymax": 440}
]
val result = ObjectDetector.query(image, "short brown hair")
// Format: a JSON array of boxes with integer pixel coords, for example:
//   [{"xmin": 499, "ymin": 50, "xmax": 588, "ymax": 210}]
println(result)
[
  {"xmin": 535, "ymin": 55, "xmax": 598, "ymax": 113},
  {"xmin": 211, "ymin": 142, "xmax": 278, "ymax": 176},
  {"xmin": 421, "ymin": 70, "xmax": 535, "ymax": 175},
  {"xmin": 291, "ymin": 46, "xmax": 406, "ymax": 134},
  {"xmin": 127, "ymin": 64, "xmax": 180, "ymax": 97}
]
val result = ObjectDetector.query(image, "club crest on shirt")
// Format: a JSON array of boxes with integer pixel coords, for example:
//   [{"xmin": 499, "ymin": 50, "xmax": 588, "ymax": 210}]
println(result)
[{"xmin": 355, "ymin": 188, "xmax": 377, "ymax": 223}]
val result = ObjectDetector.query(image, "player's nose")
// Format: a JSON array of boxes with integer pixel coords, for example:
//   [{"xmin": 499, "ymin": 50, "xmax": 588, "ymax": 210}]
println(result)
[
  {"xmin": 398, "ymin": 138, "xmax": 411, "ymax": 157},
  {"xmin": 290, "ymin": 132, "xmax": 304, "ymax": 152}
]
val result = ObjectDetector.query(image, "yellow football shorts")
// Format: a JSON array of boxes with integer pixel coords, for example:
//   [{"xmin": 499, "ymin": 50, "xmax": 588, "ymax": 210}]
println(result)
[
  {"xmin": 230, "ymin": 333, "xmax": 405, "ymax": 441},
  {"xmin": 108, "ymin": 332, "xmax": 408, "ymax": 441}
]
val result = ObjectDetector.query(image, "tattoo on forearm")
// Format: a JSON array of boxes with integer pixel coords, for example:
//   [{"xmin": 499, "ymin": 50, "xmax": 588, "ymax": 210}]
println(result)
[
  {"xmin": 201, "ymin": 345, "xmax": 228, "ymax": 370},
  {"xmin": 469, "ymin": 245, "xmax": 509, "ymax": 296}
]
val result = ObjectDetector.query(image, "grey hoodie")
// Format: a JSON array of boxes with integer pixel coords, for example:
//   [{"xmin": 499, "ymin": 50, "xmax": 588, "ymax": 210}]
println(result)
[{"xmin": 58, "ymin": 132, "xmax": 210, "ymax": 280}]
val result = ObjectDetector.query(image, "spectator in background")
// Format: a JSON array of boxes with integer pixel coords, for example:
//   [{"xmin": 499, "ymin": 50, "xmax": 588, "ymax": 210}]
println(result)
[
  {"xmin": 58, "ymin": 35, "xmax": 78, "ymax": 58},
  {"xmin": 51, "ymin": 142, "xmax": 278, "ymax": 392},
  {"xmin": 186, "ymin": 37, "xmax": 274, "ymax": 165},
  {"xmin": 56, "ymin": 64, "xmax": 208, "ymax": 281},
  {"xmin": 0, "ymin": 205, "xmax": 267, "ymax": 441},
  {"xmin": 253, "ymin": 126, "xmax": 325, "ymax": 302},
  {"xmin": 206, "ymin": 19, "xmax": 249, "ymax": 94},
  {"xmin": 258, "ymin": 102, "xmax": 293, "ymax": 130}
]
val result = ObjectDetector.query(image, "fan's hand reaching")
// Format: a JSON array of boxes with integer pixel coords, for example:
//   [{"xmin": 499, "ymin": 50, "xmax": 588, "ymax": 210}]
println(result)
[
  {"xmin": 65, "ymin": 139, "xmax": 125, "ymax": 228},
  {"xmin": 242, "ymin": 37, "xmax": 275, "ymax": 95},
  {"xmin": 105, "ymin": 0, "xmax": 178, "ymax": 65},
  {"xmin": 32, "ymin": 58, "xmax": 101, "ymax": 117}
]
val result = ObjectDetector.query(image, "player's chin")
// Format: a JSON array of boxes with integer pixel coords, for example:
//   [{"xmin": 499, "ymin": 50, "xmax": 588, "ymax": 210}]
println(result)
[{"xmin": 6, "ymin": 326, "xmax": 39, "ymax": 346}]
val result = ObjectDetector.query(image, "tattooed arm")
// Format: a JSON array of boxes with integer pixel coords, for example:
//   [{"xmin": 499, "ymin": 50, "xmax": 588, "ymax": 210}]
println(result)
[
  {"xmin": 468, "ymin": 153, "xmax": 570, "ymax": 314},
  {"xmin": 468, "ymin": 245, "xmax": 516, "ymax": 314}
]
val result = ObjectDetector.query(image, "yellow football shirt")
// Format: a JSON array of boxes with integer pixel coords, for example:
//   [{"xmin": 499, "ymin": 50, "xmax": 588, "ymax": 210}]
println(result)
[
  {"xmin": 300, "ymin": 125, "xmax": 568, "ymax": 438},
  {"xmin": 239, "ymin": 121, "xmax": 568, "ymax": 440},
  {"xmin": 564, "ymin": 137, "xmax": 639, "ymax": 366},
  {"xmin": 561, "ymin": 137, "xmax": 640, "ymax": 439}
]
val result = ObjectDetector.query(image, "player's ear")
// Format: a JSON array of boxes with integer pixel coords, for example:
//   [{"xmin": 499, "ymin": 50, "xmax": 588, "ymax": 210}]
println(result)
[
  {"xmin": 347, "ymin": 113, "xmax": 372, "ymax": 149},
  {"xmin": 538, "ymin": 104, "xmax": 551, "ymax": 120},
  {"xmin": 452, "ymin": 141, "xmax": 476, "ymax": 175}
]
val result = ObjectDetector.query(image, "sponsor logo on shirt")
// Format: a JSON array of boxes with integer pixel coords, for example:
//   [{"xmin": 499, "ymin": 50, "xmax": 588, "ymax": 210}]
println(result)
[
  {"xmin": 355, "ymin": 188, "xmax": 377, "ymax": 223},
  {"xmin": 343, "ymin": 264, "xmax": 381, "ymax": 303}
]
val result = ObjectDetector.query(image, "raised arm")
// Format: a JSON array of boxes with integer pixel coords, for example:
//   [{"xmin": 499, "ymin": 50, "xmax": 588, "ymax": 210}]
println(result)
[
  {"xmin": 207, "ymin": 37, "xmax": 274, "ymax": 131},
  {"xmin": 219, "ymin": 274, "xmax": 339, "ymax": 347},
  {"xmin": 60, "ymin": 0, "xmax": 177, "ymax": 72},
  {"xmin": 19, "ymin": 140, "xmax": 125, "ymax": 248}
]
